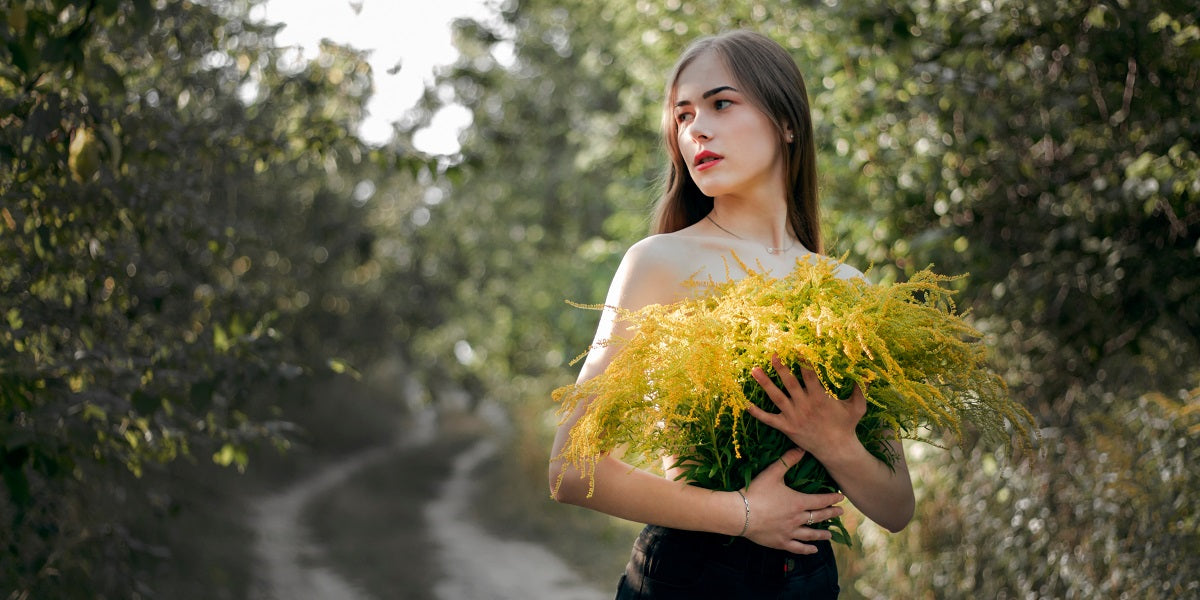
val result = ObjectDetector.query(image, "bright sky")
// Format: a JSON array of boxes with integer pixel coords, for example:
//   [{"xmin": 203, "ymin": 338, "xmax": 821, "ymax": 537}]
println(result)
[{"xmin": 257, "ymin": 0, "xmax": 494, "ymax": 154}]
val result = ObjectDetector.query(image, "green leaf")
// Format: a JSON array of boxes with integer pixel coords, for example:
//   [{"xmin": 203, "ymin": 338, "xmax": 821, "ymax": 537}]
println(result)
[
  {"xmin": 212, "ymin": 443, "xmax": 236, "ymax": 467},
  {"xmin": 327, "ymin": 358, "xmax": 360, "ymax": 378},
  {"xmin": 213, "ymin": 324, "xmax": 230, "ymax": 352}
]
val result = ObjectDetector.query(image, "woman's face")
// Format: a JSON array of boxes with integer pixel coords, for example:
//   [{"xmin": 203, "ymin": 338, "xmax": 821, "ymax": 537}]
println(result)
[{"xmin": 672, "ymin": 51, "xmax": 787, "ymax": 201}]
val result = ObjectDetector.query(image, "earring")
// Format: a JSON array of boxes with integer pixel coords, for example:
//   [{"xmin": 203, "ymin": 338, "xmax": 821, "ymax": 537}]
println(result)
[{"xmin": 786, "ymin": 133, "xmax": 794, "ymax": 143}]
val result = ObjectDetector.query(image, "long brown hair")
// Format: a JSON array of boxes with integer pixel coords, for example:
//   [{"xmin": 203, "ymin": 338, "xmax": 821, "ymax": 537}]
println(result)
[{"xmin": 651, "ymin": 30, "xmax": 823, "ymax": 254}]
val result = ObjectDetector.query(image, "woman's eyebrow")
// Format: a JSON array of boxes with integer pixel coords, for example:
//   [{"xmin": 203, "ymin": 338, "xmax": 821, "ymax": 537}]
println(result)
[
  {"xmin": 702, "ymin": 85, "xmax": 737, "ymax": 99},
  {"xmin": 675, "ymin": 85, "xmax": 739, "ymax": 107}
]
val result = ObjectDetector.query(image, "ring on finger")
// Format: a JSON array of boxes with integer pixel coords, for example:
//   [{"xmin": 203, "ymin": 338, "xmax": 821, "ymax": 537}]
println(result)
[{"xmin": 806, "ymin": 511, "xmax": 813, "ymax": 526}]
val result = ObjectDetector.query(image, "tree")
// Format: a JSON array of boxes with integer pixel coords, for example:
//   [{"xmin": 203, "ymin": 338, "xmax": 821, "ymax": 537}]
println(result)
[
  {"xmin": 1, "ymin": 0, "xmax": 421, "ymax": 595},
  {"xmin": 404, "ymin": 2, "xmax": 656, "ymax": 408},
  {"xmin": 818, "ymin": 2, "xmax": 1198, "ymax": 596}
]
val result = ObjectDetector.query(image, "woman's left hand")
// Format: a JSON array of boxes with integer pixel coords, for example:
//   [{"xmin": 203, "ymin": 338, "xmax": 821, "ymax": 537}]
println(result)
[{"xmin": 745, "ymin": 355, "xmax": 867, "ymax": 456}]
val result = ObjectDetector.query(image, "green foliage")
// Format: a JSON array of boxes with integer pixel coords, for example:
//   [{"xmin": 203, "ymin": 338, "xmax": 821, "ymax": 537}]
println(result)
[
  {"xmin": 0, "ymin": 0, "xmax": 427, "ymax": 595},
  {"xmin": 399, "ymin": 0, "xmax": 661, "ymax": 409},
  {"xmin": 810, "ymin": 1, "xmax": 1199, "ymax": 597}
]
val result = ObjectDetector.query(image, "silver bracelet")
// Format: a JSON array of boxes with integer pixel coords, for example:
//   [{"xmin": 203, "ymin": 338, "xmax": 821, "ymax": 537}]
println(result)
[{"xmin": 735, "ymin": 489, "xmax": 750, "ymax": 537}]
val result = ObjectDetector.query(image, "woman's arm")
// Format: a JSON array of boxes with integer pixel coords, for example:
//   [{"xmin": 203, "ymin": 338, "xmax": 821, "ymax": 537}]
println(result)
[
  {"xmin": 747, "ymin": 357, "xmax": 915, "ymax": 532},
  {"xmin": 549, "ymin": 238, "xmax": 846, "ymax": 553},
  {"xmin": 552, "ymin": 441, "xmax": 844, "ymax": 553}
]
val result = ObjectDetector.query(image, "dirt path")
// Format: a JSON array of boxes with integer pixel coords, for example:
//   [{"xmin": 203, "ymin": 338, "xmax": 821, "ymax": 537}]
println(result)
[
  {"xmin": 248, "ymin": 408, "xmax": 436, "ymax": 600},
  {"xmin": 249, "ymin": 403, "xmax": 606, "ymax": 600},
  {"xmin": 426, "ymin": 437, "xmax": 608, "ymax": 600}
]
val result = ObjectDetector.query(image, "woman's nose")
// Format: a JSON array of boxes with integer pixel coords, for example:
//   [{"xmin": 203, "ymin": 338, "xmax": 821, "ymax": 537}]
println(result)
[{"xmin": 688, "ymin": 114, "xmax": 712, "ymax": 141}]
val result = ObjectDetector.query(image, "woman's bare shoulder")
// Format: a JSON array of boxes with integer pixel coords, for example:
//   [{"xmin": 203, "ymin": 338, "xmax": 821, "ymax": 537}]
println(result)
[
  {"xmin": 608, "ymin": 233, "xmax": 712, "ymax": 309},
  {"xmin": 624, "ymin": 233, "xmax": 707, "ymax": 270}
]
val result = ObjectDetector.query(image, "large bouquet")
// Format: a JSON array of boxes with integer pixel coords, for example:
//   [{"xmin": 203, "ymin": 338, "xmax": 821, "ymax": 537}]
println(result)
[{"xmin": 552, "ymin": 256, "xmax": 1035, "ymax": 546}]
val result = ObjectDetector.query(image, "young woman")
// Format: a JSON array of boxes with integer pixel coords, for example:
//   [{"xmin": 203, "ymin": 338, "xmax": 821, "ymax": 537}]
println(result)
[{"xmin": 549, "ymin": 30, "xmax": 914, "ymax": 598}]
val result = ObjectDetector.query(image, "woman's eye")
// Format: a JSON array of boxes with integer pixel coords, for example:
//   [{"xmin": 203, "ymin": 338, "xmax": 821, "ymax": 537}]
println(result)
[
  {"xmin": 714, "ymin": 99, "xmax": 732, "ymax": 110},
  {"xmin": 675, "ymin": 112, "xmax": 693, "ymax": 123}
]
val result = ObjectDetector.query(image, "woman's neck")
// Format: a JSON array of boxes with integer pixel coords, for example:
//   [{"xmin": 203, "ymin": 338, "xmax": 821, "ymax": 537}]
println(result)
[{"xmin": 708, "ymin": 194, "xmax": 794, "ymax": 250}]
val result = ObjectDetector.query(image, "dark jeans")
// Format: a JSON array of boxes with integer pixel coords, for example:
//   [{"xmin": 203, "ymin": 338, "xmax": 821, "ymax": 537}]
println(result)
[{"xmin": 615, "ymin": 525, "xmax": 840, "ymax": 599}]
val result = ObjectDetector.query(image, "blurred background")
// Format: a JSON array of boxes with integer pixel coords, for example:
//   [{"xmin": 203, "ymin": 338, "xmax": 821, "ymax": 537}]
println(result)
[{"xmin": 1, "ymin": 0, "xmax": 1196, "ymax": 598}]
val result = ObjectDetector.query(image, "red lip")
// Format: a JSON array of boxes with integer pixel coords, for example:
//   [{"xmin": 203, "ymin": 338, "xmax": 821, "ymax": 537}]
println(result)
[{"xmin": 694, "ymin": 150, "xmax": 723, "ymax": 171}]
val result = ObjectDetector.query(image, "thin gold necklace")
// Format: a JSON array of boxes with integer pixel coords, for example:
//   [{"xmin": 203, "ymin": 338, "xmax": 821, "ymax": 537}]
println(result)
[{"xmin": 706, "ymin": 214, "xmax": 795, "ymax": 255}]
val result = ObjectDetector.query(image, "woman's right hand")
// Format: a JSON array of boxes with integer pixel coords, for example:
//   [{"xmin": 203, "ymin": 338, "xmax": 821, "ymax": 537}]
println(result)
[{"xmin": 741, "ymin": 447, "xmax": 844, "ymax": 553}]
